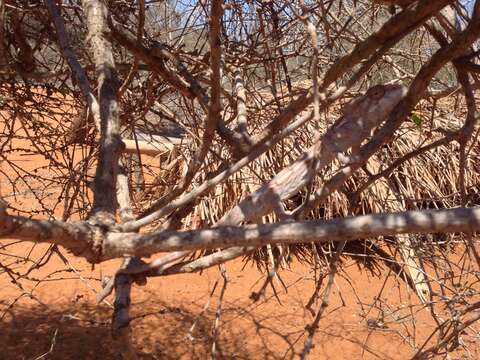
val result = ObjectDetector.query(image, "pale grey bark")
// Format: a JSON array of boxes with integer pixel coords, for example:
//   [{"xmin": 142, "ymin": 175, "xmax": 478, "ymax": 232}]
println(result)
[
  {"xmin": 103, "ymin": 207, "xmax": 480, "ymax": 259},
  {"xmin": 83, "ymin": 0, "xmax": 122, "ymax": 222},
  {"xmin": 2, "ymin": 204, "xmax": 480, "ymax": 264}
]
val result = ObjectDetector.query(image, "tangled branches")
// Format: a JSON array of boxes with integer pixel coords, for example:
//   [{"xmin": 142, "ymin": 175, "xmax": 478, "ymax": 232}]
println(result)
[{"xmin": 1, "ymin": 0, "xmax": 480, "ymax": 358}]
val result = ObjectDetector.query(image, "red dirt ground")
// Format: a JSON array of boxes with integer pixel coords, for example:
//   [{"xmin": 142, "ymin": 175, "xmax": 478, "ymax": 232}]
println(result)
[{"xmin": 3, "ymin": 238, "xmax": 465, "ymax": 360}]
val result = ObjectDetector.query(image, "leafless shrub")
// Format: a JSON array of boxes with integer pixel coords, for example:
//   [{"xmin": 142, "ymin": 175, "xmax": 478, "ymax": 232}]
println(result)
[{"xmin": 1, "ymin": 0, "xmax": 480, "ymax": 358}]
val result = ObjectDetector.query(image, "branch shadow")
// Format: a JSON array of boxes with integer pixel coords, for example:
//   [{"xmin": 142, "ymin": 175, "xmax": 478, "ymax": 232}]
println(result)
[{"xmin": 0, "ymin": 299, "xmax": 298, "ymax": 360}]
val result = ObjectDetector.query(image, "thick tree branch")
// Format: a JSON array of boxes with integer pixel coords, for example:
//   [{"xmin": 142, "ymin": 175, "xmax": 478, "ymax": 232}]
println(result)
[
  {"xmin": 83, "ymin": 0, "xmax": 122, "ymax": 222},
  {"xmin": 2, "ymin": 205, "xmax": 480, "ymax": 264},
  {"xmin": 108, "ymin": 207, "xmax": 480, "ymax": 259}
]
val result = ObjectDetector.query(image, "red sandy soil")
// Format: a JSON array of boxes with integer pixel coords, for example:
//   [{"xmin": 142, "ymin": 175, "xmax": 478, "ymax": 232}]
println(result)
[
  {"xmin": 6, "ymin": 233, "xmax": 477, "ymax": 359},
  {"xmin": 1, "ymin": 242, "xmax": 432, "ymax": 360}
]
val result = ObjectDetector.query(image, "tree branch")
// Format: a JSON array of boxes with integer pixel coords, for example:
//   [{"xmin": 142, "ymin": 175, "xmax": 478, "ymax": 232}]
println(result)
[
  {"xmin": 105, "ymin": 207, "xmax": 480, "ymax": 259},
  {"xmin": 83, "ymin": 0, "xmax": 122, "ymax": 222}
]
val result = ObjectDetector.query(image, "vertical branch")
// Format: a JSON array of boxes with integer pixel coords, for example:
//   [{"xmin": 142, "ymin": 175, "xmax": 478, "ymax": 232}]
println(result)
[
  {"xmin": 269, "ymin": 1, "xmax": 293, "ymax": 96},
  {"xmin": 300, "ymin": 241, "xmax": 346, "ymax": 360},
  {"xmin": 10, "ymin": 11, "xmax": 35, "ymax": 73},
  {"xmin": 307, "ymin": 22, "xmax": 319, "ymax": 122},
  {"xmin": 207, "ymin": 0, "xmax": 223, "ymax": 146},
  {"xmin": 109, "ymin": 157, "xmax": 142, "ymax": 357},
  {"xmin": 211, "ymin": 265, "xmax": 228, "ymax": 359},
  {"xmin": 257, "ymin": 7, "xmax": 280, "ymax": 109},
  {"xmin": 45, "ymin": 0, "xmax": 102, "ymax": 134},
  {"xmin": 456, "ymin": 70, "xmax": 476, "ymax": 206},
  {"xmin": 118, "ymin": 0, "xmax": 145, "ymax": 98},
  {"xmin": 232, "ymin": 68, "xmax": 252, "ymax": 145},
  {"xmin": 111, "ymin": 258, "xmax": 138, "ymax": 360},
  {"xmin": 83, "ymin": 0, "xmax": 122, "ymax": 223},
  {"xmin": 456, "ymin": 68, "xmax": 480, "ymax": 266},
  {"xmin": 0, "ymin": 0, "xmax": 7, "ymax": 71},
  {"xmin": 131, "ymin": 0, "xmax": 225, "ymax": 216}
]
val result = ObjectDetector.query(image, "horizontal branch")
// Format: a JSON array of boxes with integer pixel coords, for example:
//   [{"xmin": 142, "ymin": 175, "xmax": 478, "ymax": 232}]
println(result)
[
  {"xmin": 2, "ymin": 205, "xmax": 479, "ymax": 263},
  {"xmin": 0, "ymin": 212, "xmax": 99, "ymax": 261},
  {"xmin": 105, "ymin": 207, "xmax": 480, "ymax": 259}
]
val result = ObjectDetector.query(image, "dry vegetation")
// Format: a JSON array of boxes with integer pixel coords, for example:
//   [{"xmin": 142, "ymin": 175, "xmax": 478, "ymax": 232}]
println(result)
[{"xmin": 1, "ymin": 0, "xmax": 480, "ymax": 358}]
